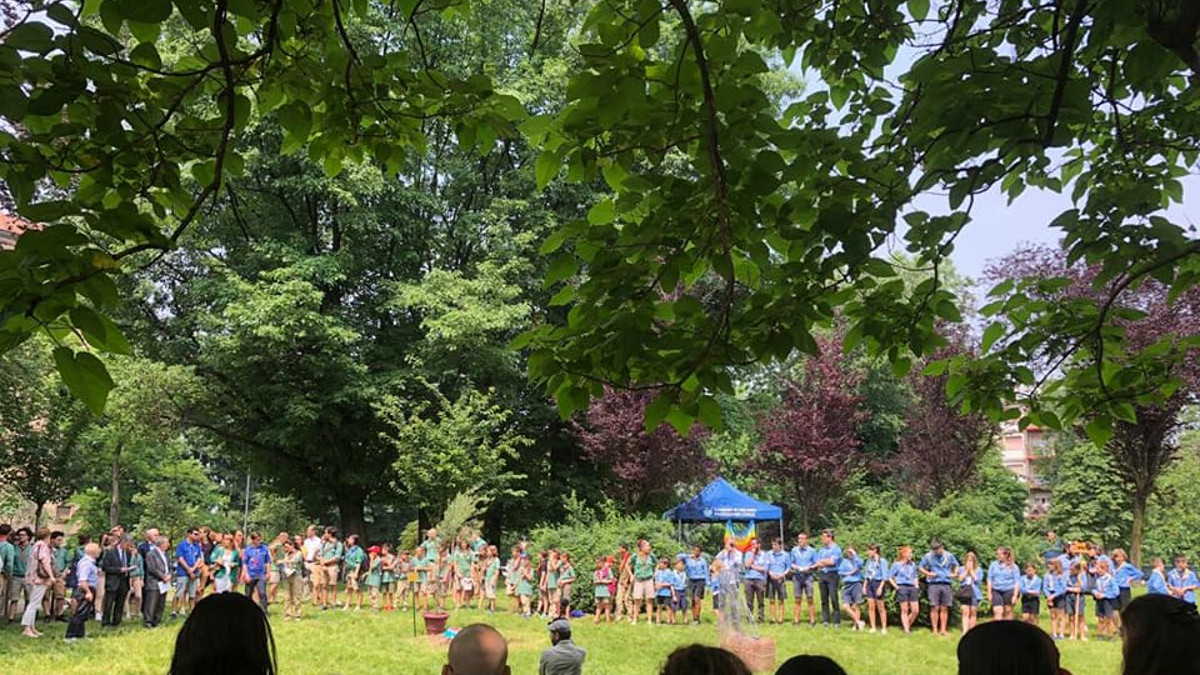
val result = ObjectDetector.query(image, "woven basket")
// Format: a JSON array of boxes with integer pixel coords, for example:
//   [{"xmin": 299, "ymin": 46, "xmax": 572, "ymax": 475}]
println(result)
[{"xmin": 720, "ymin": 634, "xmax": 777, "ymax": 673}]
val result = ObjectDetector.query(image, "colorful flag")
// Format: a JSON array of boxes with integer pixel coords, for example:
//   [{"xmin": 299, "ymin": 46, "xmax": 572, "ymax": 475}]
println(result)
[{"xmin": 725, "ymin": 520, "xmax": 757, "ymax": 552}]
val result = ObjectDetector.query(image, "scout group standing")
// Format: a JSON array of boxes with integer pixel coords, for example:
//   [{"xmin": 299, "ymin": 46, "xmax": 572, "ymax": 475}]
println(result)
[{"xmin": 1, "ymin": 521, "xmax": 1196, "ymax": 643}]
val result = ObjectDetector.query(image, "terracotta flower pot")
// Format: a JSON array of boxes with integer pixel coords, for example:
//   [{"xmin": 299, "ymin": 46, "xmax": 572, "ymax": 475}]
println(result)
[{"xmin": 423, "ymin": 611, "xmax": 450, "ymax": 635}]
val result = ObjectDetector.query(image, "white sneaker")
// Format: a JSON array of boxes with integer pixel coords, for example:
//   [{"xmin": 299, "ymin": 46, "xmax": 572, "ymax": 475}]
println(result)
[
  {"xmin": 881, "ymin": 628, "xmax": 888, "ymax": 635},
  {"xmin": 857, "ymin": 620, "xmax": 866, "ymax": 630},
  {"xmin": 869, "ymin": 627, "xmax": 877, "ymax": 634}
]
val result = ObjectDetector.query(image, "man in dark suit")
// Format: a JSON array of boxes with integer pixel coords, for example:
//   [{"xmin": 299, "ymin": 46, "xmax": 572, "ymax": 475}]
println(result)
[
  {"xmin": 100, "ymin": 536, "xmax": 133, "ymax": 626},
  {"xmin": 142, "ymin": 536, "xmax": 171, "ymax": 628}
]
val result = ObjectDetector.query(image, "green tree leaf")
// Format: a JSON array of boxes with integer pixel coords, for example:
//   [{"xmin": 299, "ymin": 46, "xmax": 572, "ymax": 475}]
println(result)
[{"xmin": 53, "ymin": 347, "xmax": 115, "ymax": 415}]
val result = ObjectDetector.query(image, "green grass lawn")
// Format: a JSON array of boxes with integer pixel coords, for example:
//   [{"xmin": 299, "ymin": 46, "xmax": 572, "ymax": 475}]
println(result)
[{"xmin": 0, "ymin": 606, "xmax": 1121, "ymax": 675}]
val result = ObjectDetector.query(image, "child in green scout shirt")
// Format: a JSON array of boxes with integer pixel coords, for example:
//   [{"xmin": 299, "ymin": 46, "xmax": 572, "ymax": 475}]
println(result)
[
  {"xmin": 365, "ymin": 546, "xmax": 383, "ymax": 611},
  {"xmin": 394, "ymin": 549, "xmax": 410, "ymax": 610},
  {"xmin": 546, "ymin": 550, "xmax": 561, "ymax": 616},
  {"xmin": 557, "ymin": 553, "xmax": 577, "ymax": 616},
  {"xmin": 453, "ymin": 541, "xmax": 474, "ymax": 609},
  {"xmin": 516, "ymin": 556, "xmax": 534, "ymax": 618},
  {"xmin": 437, "ymin": 544, "xmax": 453, "ymax": 610},
  {"xmin": 380, "ymin": 544, "xmax": 396, "ymax": 611},
  {"xmin": 414, "ymin": 546, "xmax": 432, "ymax": 610},
  {"xmin": 484, "ymin": 546, "xmax": 501, "ymax": 613},
  {"xmin": 593, "ymin": 556, "xmax": 614, "ymax": 625},
  {"xmin": 343, "ymin": 535, "xmax": 366, "ymax": 611}
]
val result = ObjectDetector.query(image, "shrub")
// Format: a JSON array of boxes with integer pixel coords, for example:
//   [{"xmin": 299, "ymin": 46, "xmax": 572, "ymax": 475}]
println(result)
[{"xmin": 526, "ymin": 508, "xmax": 683, "ymax": 612}]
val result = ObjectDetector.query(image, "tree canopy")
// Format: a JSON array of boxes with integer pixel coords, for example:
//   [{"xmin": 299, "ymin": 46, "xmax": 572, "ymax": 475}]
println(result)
[{"xmin": 1, "ymin": 0, "xmax": 1199, "ymax": 499}]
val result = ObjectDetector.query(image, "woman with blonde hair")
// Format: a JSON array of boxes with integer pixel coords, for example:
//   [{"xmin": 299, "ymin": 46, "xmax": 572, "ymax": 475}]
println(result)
[{"xmin": 958, "ymin": 551, "xmax": 983, "ymax": 634}]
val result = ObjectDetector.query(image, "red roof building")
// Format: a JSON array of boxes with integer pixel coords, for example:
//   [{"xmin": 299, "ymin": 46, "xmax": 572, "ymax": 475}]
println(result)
[{"xmin": 0, "ymin": 211, "xmax": 33, "ymax": 250}]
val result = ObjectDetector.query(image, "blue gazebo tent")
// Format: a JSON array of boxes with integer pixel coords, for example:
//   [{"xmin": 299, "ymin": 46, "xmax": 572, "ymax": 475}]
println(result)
[{"xmin": 664, "ymin": 477, "xmax": 783, "ymax": 539}]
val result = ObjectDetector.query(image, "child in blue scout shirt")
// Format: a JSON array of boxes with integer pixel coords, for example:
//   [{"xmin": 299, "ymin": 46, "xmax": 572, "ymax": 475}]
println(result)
[
  {"xmin": 1110, "ymin": 548, "xmax": 1143, "ymax": 610},
  {"xmin": 789, "ymin": 533, "xmax": 818, "ymax": 626},
  {"xmin": 838, "ymin": 546, "xmax": 865, "ymax": 631},
  {"xmin": 654, "ymin": 559, "xmax": 676, "ymax": 625},
  {"xmin": 1044, "ymin": 557, "xmax": 1067, "ymax": 639},
  {"xmin": 1065, "ymin": 561, "xmax": 1089, "ymax": 640},
  {"xmin": 890, "ymin": 546, "xmax": 920, "ymax": 635},
  {"xmin": 1167, "ymin": 555, "xmax": 1199, "ymax": 605},
  {"xmin": 671, "ymin": 559, "xmax": 688, "ymax": 622},
  {"xmin": 1092, "ymin": 559, "xmax": 1120, "ymax": 639},
  {"xmin": 1019, "ymin": 562, "xmax": 1042, "ymax": 625},
  {"xmin": 766, "ymin": 539, "xmax": 791, "ymax": 625},
  {"xmin": 1146, "ymin": 557, "xmax": 1169, "ymax": 596},
  {"xmin": 863, "ymin": 544, "xmax": 889, "ymax": 635},
  {"xmin": 709, "ymin": 560, "xmax": 724, "ymax": 621}
]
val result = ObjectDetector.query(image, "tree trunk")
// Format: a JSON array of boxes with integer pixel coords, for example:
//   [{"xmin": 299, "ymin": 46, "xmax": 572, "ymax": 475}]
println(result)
[
  {"xmin": 1131, "ymin": 493, "xmax": 1146, "ymax": 567},
  {"xmin": 33, "ymin": 501, "xmax": 43, "ymax": 528},
  {"xmin": 336, "ymin": 487, "xmax": 367, "ymax": 541},
  {"xmin": 109, "ymin": 443, "xmax": 122, "ymax": 529}
]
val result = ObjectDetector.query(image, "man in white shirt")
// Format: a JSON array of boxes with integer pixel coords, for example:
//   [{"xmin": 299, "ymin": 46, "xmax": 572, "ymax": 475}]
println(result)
[{"xmin": 303, "ymin": 525, "xmax": 323, "ymax": 605}]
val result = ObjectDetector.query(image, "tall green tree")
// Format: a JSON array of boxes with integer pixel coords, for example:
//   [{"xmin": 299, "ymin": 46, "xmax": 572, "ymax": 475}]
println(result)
[
  {"xmin": 1043, "ymin": 433, "xmax": 1131, "ymax": 549},
  {"xmin": 3, "ymin": 0, "xmax": 1199, "ymax": 458},
  {"xmin": 0, "ymin": 337, "xmax": 92, "ymax": 525}
]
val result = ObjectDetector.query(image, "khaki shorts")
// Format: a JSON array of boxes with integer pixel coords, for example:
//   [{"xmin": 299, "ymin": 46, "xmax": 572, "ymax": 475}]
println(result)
[
  {"xmin": 633, "ymin": 579, "xmax": 655, "ymax": 600},
  {"xmin": 308, "ymin": 563, "xmax": 327, "ymax": 587},
  {"xmin": 485, "ymin": 579, "xmax": 497, "ymax": 600},
  {"xmin": 346, "ymin": 574, "xmax": 360, "ymax": 591},
  {"xmin": 0, "ymin": 574, "xmax": 8, "ymax": 608}
]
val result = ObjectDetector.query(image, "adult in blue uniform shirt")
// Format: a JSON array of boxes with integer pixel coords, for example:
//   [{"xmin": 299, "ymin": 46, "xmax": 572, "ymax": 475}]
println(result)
[
  {"xmin": 789, "ymin": 533, "xmax": 818, "ymax": 626},
  {"xmin": 838, "ymin": 546, "xmax": 865, "ymax": 630},
  {"xmin": 814, "ymin": 529, "xmax": 842, "ymax": 628},
  {"xmin": 1167, "ymin": 556, "xmax": 1199, "ymax": 605},
  {"xmin": 765, "ymin": 539, "xmax": 791, "ymax": 625},
  {"xmin": 1111, "ymin": 548, "xmax": 1144, "ymax": 609},
  {"xmin": 919, "ymin": 539, "xmax": 959, "ymax": 636},
  {"xmin": 742, "ymin": 539, "xmax": 768, "ymax": 623},
  {"xmin": 683, "ymin": 545, "xmax": 709, "ymax": 625},
  {"xmin": 986, "ymin": 547, "xmax": 1020, "ymax": 621}
]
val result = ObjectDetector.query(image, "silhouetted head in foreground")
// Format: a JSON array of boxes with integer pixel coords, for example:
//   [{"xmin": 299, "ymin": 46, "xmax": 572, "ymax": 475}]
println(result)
[
  {"xmin": 169, "ymin": 593, "xmax": 277, "ymax": 675},
  {"xmin": 957, "ymin": 620, "xmax": 1069, "ymax": 675},
  {"xmin": 444, "ymin": 624, "xmax": 510, "ymax": 675},
  {"xmin": 659, "ymin": 645, "xmax": 751, "ymax": 675},
  {"xmin": 775, "ymin": 655, "xmax": 848, "ymax": 675},
  {"xmin": 1121, "ymin": 594, "xmax": 1200, "ymax": 675}
]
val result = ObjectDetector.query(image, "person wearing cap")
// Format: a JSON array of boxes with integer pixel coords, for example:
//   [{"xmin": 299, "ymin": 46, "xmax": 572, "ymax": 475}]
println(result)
[
  {"xmin": 365, "ymin": 545, "xmax": 383, "ymax": 611},
  {"xmin": 919, "ymin": 538, "xmax": 959, "ymax": 636},
  {"xmin": 540, "ymin": 618, "xmax": 586, "ymax": 675}
]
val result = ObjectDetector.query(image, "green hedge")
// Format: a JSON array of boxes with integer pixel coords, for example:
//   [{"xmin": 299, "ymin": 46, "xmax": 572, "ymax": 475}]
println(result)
[{"xmin": 525, "ymin": 512, "xmax": 683, "ymax": 613}]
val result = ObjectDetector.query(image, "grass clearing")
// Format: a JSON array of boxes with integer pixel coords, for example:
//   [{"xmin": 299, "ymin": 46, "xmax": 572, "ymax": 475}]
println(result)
[{"xmin": 0, "ymin": 604, "xmax": 1122, "ymax": 674}]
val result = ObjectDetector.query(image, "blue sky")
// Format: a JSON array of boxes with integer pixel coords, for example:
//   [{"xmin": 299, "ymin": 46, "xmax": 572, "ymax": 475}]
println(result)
[
  {"xmin": 915, "ymin": 178, "xmax": 1200, "ymax": 282},
  {"xmin": 783, "ymin": 52, "xmax": 1200, "ymax": 284}
]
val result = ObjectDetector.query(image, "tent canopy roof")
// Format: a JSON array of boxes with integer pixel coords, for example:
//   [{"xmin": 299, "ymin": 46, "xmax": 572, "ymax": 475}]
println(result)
[{"xmin": 663, "ymin": 477, "xmax": 782, "ymax": 522}]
